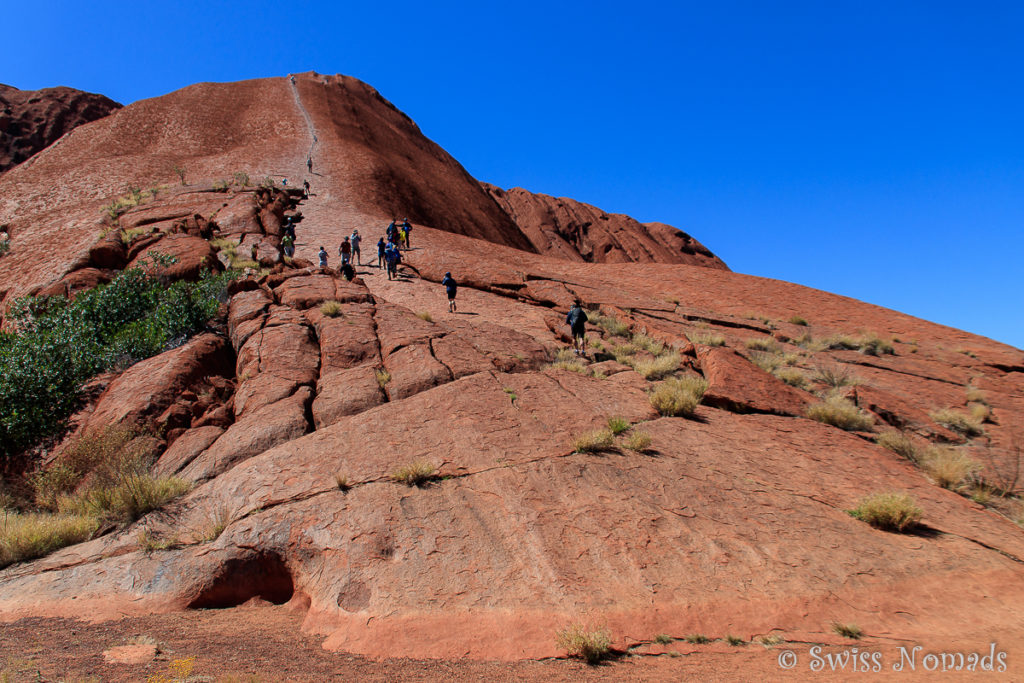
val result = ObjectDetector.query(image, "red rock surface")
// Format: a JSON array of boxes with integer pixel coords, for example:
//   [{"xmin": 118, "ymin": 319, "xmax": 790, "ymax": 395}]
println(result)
[
  {"xmin": 1, "ymin": 73, "xmax": 1023, "ymax": 675},
  {"xmin": 0, "ymin": 84, "xmax": 120, "ymax": 173},
  {"xmin": 484, "ymin": 183, "xmax": 728, "ymax": 268}
]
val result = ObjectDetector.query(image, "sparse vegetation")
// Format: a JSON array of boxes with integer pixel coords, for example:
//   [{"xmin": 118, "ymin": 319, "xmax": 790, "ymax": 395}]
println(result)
[
  {"xmin": 758, "ymin": 634, "xmax": 785, "ymax": 647},
  {"xmin": 233, "ymin": 172, "xmax": 250, "ymax": 187},
  {"xmin": 774, "ymin": 367, "xmax": 808, "ymax": 389},
  {"xmin": 0, "ymin": 511, "xmax": 98, "ymax": 568},
  {"xmin": 745, "ymin": 337, "xmax": 780, "ymax": 353},
  {"xmin": 630, "ymin": 350, "xmax": 681, "ymax": 380},
  {"xmin": 334, "ymin": 473, "xmax": 352, "ymax": 491},
  {"xmin": 930, "ymin": 408, "xmax": 984, "ymax": 437},
  {"xmin": 749, "ymin": 351, "xmax": 782, "ymax": 373},
  {"xmin": 592, "ymin": 314, "xmax": 629, "ymax": 337},
  {"xmin": 685, "ymin": 634, "xmax": 710, "ymax": 644},
  {"xmin": 787, "ymin": 315, "xmax": 808, "ymax": 326},
  {"xmin": 58, "ymin": 473, "xmax": 193, "ymax": 526},
  {"xmin": 725, "ymin": 635, "xmax": 745, "ymax": 646},
  {"xmin": 806, "ymin": 395, "xmax": 874, "ymax": 431},
  {"xmin": 555, "ymin": 624, "xmax": 612, "ymax": 664},
  {"xmin": 875, "ymin": 430, "xmax": 919, "ymax": 462},
  {"xmin": 415, "ymin": 311, "xmax": 433, "ymax": 322},
  {"xmin": 173, "ymin": 165, "xmax": 187, "ymax": 185},
  {"xmin": 969, "ymin": 402, "xmax": 991, "ymax": 423},
  {"xmin": 320, "ymin": 300, "xmax": 343, "ymax": 318},
  {"xmin": 573, "ymin": 428, "xmax": 615, "ymax": 453},
  {"xmin": 624, "ymin": 431, "xmax": 653, "ymax": 453},
  {"xmin": 631, "ymin": 332, "xmax": 665, "ymax": 356},
  {"xmin": 391, "ymin": 460, "xmax": 438, "ymax": 487},
  {"xmin": 688, "ymin": 331, "xmax": 725, "ymax": 347},
  {"xmin": 831, "ymin": 622, "xmax": 863, "ymax": 639},
  {"xmin": 375, "ymin": 368, "xmax": 391, "ymax": 388},
  {"xmin": 654, "ymin": 634, "xmax": 673, "ymax": 645},
  {"xmin": 137, "ymin": 528, "xmax": 180, "ymax": 553},
  {"xmin": 607, "ymin": 417, "xmax": 630, "ymax": 435},
  {"xmin": 192, "ymin": 505, "xmax": 232, "ymax": 543},
  {"xmin": 811, "ymin": 363, "xmax": 861, "ymax": 389},
  {"xmin": 921, "ymin": 446, "xmax": 980, "ymax": 489},
  {"xmin": 849, "ymin": 492, "xmax": 922, "ymax": 532},
  {"xmin": 650, "ymin": 376, "xmax": 708, "ymax": 417},
  {"xmin": 965, "ymin": 385, "xmax": 988, "ymax": 405}
]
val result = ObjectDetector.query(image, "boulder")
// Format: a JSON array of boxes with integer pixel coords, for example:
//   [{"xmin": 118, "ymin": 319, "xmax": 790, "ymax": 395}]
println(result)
[
  {"xmin": 275, "ymin": 275, "xmax": 337, "ymax": 309},
  {"xmin": 696, "ymin": 346, "xmax": 813, "ymax": 416},
  {"xmin": 213, "ymin": 194, "xmax": 261, "ymax": 235},
  {"xmin": 126, "ymin": 233, "xmax": 222, "ymax": 281}
]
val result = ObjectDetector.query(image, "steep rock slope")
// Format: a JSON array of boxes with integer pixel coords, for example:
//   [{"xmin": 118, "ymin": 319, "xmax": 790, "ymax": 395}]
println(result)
[
  {"xmin": 0, "ymin": 84, "xmax": 120, "ymax": 173},
  {"xmin": 484, "ymin": 182, "xmax": 728, "ymax": 268},
  {"xmin": 1, "ymin": 74, "xmax": 1023, "ymax": 669}
]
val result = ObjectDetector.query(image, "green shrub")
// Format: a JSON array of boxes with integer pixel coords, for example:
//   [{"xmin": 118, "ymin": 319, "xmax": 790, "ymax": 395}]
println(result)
[
  {"xmin": 806, "ymin": 396, "xmax": 874, "ymax": 431},
  {"xmin": 573, "ymin": 428, "xmax": 615, "ymax": 453},
  {"xmin": 650, "ymin": 376, "xmax": 708, "ymax": 417},
  {"xmin": 0, "ymin": 262, "xmax": 232, "ymax": 460},
  {"xmin": 849, "ymin": 492, "xmax": 922, "ymax": 532},
  {"xmin": 555, "ymin": 624, "xmax": 612, "ymax": 664}
]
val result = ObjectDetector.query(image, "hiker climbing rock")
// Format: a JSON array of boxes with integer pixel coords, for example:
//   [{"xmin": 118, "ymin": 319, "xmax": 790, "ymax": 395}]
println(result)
[
  {"xmin": 282, "ymin": 233, "xmax": 295, "ymax": 257},
  {"xmin": 350, "ymin": 229, "xmax": 362, "ymax": 266},
  {"xmin": 401, "ymin": 218, "xmax": 412, "ymax": 248},
  {"xmin": 442, "ymin": 272, "xmax": 458, "ymax": 313},
  {"xmin": 318, "ymin": 246, "xmax": 328, "ymax": 270},
  {"xmin": 339, "ymin": 236, "xmax": 352, "ymax": 265},
  {"xmin": 340, "ymin": 261, "xmax": 355, "ymax": 281},
  {"xmin": 566, "ymin": 300, "xmax": 589, "ymax": 355}
]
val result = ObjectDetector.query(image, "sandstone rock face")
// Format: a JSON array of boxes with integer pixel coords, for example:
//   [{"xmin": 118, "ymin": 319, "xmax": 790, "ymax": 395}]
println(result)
[
  {"xmin": 484, "ymin": 183, "xmax": 729, "ymax": 269},
  {"xmin": 0, "ymin": 84, "xmax": 120, "ymax": 173},
  {"xmin": 1, "ymin": 73, "xmax": 1024, "ymax": 668},
  {"xmin": 126, "ymin": 233, "xmax": 222, "ymax": 281}
]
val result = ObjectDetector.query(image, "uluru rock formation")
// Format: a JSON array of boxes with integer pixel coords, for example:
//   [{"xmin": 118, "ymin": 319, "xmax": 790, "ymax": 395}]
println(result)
[
  {"xmin": 0, "ymin": 84, "xmax": 121, "ymax": 174},
  {"xmin": 1, "ymin": 72, "xmax": 1023, "ymax": 672}
]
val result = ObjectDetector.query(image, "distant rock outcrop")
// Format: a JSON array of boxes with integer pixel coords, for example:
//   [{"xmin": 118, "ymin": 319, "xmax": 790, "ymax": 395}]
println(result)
[
  {"xmin": 484, "ymin": 183, "xmax": 728, "ymax": 269},
  {"xmin": 0, "ymin": 84, "xmax": 121, "ymax": 173}
]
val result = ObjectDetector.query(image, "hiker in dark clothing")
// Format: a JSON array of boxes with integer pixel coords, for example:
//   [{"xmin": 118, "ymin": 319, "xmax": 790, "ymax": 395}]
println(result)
[
  {"xmin": 302, "ymin": 179, "xmax": 310, "ymax": 197},
  {"xmin": 386, "ymin": 220, "xmax": 398, "ymax": 245},
  {"xmin": 318, "ymin": 246, "xmax": 328, "ymax": 270},
  {"xmin": 566, "ymin": 300, "xmax": 589, "ymax": 355},
  {"xmin": 377, "ymin": 238, "xmax": 386, "ymax": 269},
  {"xmin": 384, "ymin": 243, "xmax": 401, "ymax": 280},
  {"xmin": 307, "ymin": 158, "xmax": 313, "ymax": 173},
  {"xmin": 441, "ymin": 272, "xmax": 458, "ymax": 313},
  {"xmin": 340, "ymin": 261, "xmax": 355, "ymax": 281}
]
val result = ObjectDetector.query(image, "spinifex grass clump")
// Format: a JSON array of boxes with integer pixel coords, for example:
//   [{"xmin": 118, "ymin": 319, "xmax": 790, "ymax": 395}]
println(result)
[
  {"xmin": 0, "ymin": 257, "xmax": 233, "ymax": 459},
  {"xmin": 555, "ymin": 624, "xmax": 612, "ymax": 664},
  {"xmin": 849, "ymin": 492, "xmax": 922, "ymax": 532},
  {"xmin": 650, "ymin": 376, "xmax": 708, "ymax": 417}
]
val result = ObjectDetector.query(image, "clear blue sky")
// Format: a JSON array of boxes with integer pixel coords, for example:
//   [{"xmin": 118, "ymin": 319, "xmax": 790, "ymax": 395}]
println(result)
[{"xmin": 5, "ymin": 1, "xmax": 1022, "ymax": 348}]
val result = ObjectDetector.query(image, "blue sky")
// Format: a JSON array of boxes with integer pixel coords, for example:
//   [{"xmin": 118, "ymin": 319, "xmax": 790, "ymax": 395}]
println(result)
[{"xmin": 5, "ymin": 1, "xmax": 1022, "ymax": 347}]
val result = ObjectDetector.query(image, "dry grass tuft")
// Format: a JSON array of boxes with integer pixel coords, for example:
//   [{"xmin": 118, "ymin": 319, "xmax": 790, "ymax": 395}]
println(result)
[
  {"xmin": 191, "ymin": 505, "xmax": 232, "ymax": 544},
  {"xmin": 375, "ymin": 368, "xmax": 391, "ymax": 388},
  {"xmin": 320, "ymin": 301, "xmax": 343, "ymax": 318},
  {"xmin": 688, "ymin": 331, "xmax": 726, "ymax": 347},
  {"xmin": 334, "ymin": 473, "xmax": 352, "ymax": 491},
  {"xmin": 555, "ymin": 624, "xmax": 612, "ymax": 664},
  {"xmin": 624, "ymin": 431, "xmax": 653, "ymax": 453},
  {"xmin": 773, "ymin": 367, "xmax": 808, "ymax": 389},
  {"xmin": 811, "ymin": 363, "xmax": 862, "ymax": 389},
  {"xmin": 686, "ymin": 634, "xmax": 710, "ymax": 644},
  {"xmin": 649, "ymin": 376, "xmax": 708, "ymax": 417},
  {"xmin": 849, "ymin": 492, "xmax": 922, "ymax": 532},
  {"xmin": 787, "ymin": 315, "xmax": 809, "ymax": 326},
  {"xmin": 875, "ymin": 430, "xmax": 919, "ymax": 462},
  {"xmin": 606, "ymin": 417, "xmax": 630, "ymax": 435},
  {"xmin": 745, "ymin": 337, "xmax": 781, "ymax": 353},
  {"xmin": 921, "ymin": 446, "xmax": 980, "ymax": 489},
  {"xmin": 415, "ymin": 311, "xmax": 433, "ymax": 322},
  {"xmin": 831, "ymin": 622, "xmax": 863, "ymax": 639},
  {"xmin": 573, "ymin": 428, "xmax": 615, "ymax": 453},
  {"xmin": 806, "ymin": 395, "xmax": 874, "ymax": 431},
  {"xmin": 630, "ymin": 351, "xmax": 681, "ymax": 380},
  {"xmin": 930, "ymin": 408, "xmax": 984, "ymax": 437},
  {"xmin": 631, "ymin": 333, "xmax": 665, "ymax": 356},
  {"xmin": 0, "ymin": 511, "xmax": 97, "ymax": 568},
  {"xmin": 391, "ymin": 460, "xmax": 438, "ymax": 487}
]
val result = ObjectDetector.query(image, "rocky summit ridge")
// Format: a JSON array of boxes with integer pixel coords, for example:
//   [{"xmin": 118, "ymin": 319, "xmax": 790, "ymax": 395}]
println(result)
[{"xmin": 0, "ymin": 72, "xmax": 1022, "ymax": 667}]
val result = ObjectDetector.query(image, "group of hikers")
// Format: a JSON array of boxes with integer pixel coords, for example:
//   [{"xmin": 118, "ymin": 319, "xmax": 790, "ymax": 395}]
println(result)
[{"xmin": 312, "ymin": 217, "xmax": 414, "ymax": 283}]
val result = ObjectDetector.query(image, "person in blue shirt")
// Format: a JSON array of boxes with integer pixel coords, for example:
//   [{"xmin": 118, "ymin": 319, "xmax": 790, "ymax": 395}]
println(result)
[
  {"xmin": 376, "ymin": 238, "xmax": 386, "ymax": 269},
  {"xmin": 384, "ymin": 242, "xmax": 401, "ymax": 280},
  {"xmin": 441, "ymin": 272, "xmax": 457, "ymax": 312}
]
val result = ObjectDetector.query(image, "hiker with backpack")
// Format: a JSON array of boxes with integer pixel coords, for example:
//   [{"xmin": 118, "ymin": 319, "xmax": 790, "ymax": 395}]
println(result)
[
  {"xmin": 441, "ymin": 272, "xmax": 458, "ymax": 313},
  {"xmin": 401, "ymin": 218, "xmax": 412, "ymax": 248},
  {"xmin": 566, "ymin": 300, "xmax": 589, "ymax": 355}
]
